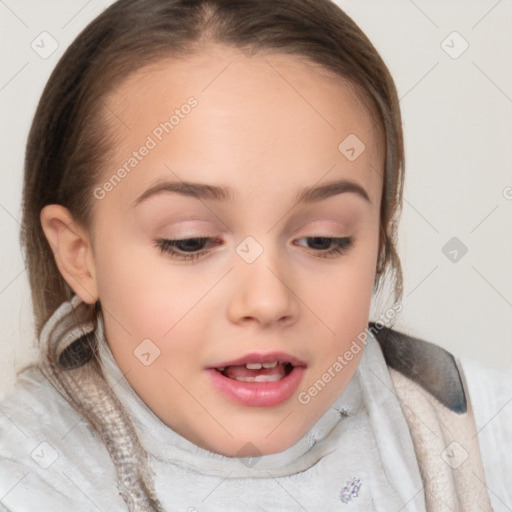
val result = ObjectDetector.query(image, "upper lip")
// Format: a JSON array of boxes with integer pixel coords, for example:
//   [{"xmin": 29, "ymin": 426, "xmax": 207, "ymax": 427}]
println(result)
[{"xmin": 206, "ymin": 351, "xmax": 307, "ymax": 369}]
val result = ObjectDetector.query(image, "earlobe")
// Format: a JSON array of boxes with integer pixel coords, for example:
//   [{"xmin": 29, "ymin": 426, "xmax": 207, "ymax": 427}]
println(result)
[{"xmin": 40, "ymin": 204, "xmax": 98, "ymax": 304}]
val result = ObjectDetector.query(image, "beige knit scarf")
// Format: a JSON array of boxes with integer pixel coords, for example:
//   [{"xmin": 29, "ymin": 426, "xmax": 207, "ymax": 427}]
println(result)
[{"xmin": 390, "ymin": 368, "xmax": 492, "ymax": 511}]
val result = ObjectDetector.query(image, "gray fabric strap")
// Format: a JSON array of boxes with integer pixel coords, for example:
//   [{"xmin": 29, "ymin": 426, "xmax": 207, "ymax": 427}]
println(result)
[
  {"xmin": 374, "ymin": 325, "xmax": 492, "ymax": 511},
  {"xmin": 372, "ymin": 323, "xmax": 467, "ymax": 413}
]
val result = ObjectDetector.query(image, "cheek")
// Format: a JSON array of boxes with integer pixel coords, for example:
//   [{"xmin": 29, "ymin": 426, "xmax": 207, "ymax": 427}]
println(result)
[
  {"xmin": 344, "ymin": 247, "xmax": 379, "ymax": 306},
  {"xmin": 92, "ymin": 232, "xmax": 217, "ymax": 344},
  {"xmin": 314, "ymin": 232, "xmax": 379, "ymax": 322},
  {"xmin": 306, "ymin": 248, "xmax": 377, "ymax": 403}
]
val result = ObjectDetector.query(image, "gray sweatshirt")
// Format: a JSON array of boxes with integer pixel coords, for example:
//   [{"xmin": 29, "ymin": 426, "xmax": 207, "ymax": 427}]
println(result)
[{"xmin": 1, "ymin": 329, "xmax": 510, "ymax": 511}]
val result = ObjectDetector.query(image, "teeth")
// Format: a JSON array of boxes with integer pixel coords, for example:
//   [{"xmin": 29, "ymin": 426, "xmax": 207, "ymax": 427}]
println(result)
[
  {"xmin": 234, "ymin": 373, "xmax": 283, "ymax": 383},
  {"xmin": 255, "ymin": 373, "xmax": 282, "ymax": 382},
  {"xmin": 245, "ymin": 361, "xmax": 279, "ymax": 369},
  {"xmin": 217, "ymin": 361, "xmax": 283, "ymax": 371}
]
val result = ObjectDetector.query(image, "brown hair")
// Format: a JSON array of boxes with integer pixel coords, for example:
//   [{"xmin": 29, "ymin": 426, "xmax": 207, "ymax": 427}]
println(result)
[{"xmin": 20, "ymin": 1, "xmax": 404, "ymax": 509}]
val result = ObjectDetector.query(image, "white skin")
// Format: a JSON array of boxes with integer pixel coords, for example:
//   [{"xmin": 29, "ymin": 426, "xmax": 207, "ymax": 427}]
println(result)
[{"xmin": 41, "ymin": 45, "xmax": 384, "ymax": 457}]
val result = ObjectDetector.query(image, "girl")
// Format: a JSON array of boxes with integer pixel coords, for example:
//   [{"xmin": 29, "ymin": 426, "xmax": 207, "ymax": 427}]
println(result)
[{"xmin": 0, "ymin": 0, "xmax": 510, "ymax": 510}]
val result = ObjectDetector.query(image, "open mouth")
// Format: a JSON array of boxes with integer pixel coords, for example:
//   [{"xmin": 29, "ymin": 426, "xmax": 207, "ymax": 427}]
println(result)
[
  {"xmin": 215, "ymin": 361, "xmax": 295, "ymax": 383},
  {"xmin": 206, "ymin": 352, "xmax": 307, "ymax": 407}
]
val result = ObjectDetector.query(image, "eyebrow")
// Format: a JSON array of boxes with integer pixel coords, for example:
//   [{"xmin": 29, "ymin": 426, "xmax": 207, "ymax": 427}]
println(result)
[{"xmin": 133, "ymin": 178, "xmax": 371, "ymax": 207}]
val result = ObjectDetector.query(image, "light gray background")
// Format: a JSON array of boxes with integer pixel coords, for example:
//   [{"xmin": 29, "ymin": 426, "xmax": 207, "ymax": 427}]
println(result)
[{"xmin": 1, "ymin": 0, "xmax": 511, "ymax": 398}]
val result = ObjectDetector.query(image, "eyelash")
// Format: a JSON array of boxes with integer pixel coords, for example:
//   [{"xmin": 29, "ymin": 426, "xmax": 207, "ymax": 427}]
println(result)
[{"xmin": 154, "ymin": 236, "xmax": 353, "ymax": 261}]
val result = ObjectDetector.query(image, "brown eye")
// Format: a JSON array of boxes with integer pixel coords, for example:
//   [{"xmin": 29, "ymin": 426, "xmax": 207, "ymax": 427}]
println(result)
[
  {"xmin": 155, "ymin": 237, "xmax": 222, "ymax": 261},
  {"xmin": 295, "ymin": 237, "xmax": 353, "ymax": 257}
]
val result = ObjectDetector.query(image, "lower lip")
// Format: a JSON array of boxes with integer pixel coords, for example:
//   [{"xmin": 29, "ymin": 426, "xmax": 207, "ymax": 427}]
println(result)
[{"xmin": 205, "ymin": 366, "xmax": 306, "ymax": 407}]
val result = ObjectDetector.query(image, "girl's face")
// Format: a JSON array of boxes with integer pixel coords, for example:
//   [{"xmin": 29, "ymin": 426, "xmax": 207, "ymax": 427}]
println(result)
[{"xmin": 85, "ymin": 45, "xmax": 384, "ymax": 456}]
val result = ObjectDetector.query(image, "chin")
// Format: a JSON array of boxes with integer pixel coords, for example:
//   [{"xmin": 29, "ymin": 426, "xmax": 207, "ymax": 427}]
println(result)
[
  {"xmin": 209, "ymin": 435, "xmax": 299, "ymax": 458},
  {"xmin": 192, "ymin": 415, "xmax": 308, "ymax": 458}
]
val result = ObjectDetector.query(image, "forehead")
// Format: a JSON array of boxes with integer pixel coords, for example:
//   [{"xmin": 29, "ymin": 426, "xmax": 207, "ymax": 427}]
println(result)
[{"xmin": 99, "ymin": 45, "xmax": 384, "ymax": 208}]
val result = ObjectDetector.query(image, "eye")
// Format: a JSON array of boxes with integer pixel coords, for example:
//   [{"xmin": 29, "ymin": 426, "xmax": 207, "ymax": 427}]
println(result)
[
  {"xmin": 155, "ymin": 237, "xmax": 222, "ymax": 261},
  {"xmin": 154, "ymin": 235, "xmax": 354, "ymax": 262},
  {"xmin": 295, "ymin": 236, "xmax": 353, "ymax": 258}
]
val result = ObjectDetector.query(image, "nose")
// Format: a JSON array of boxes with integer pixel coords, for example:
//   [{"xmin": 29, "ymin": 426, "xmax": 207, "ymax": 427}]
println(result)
[{"xmin": 226, "ymin": 248, "xmax": 299, "ymax": 328}]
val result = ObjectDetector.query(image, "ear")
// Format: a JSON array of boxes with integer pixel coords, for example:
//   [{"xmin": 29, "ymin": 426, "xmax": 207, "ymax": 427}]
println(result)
[{"xmin": 40, "ymin": 204, "xmax": 98, "ymax": 305}]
